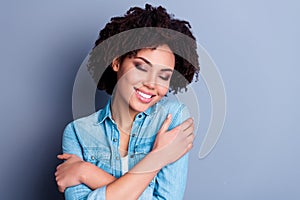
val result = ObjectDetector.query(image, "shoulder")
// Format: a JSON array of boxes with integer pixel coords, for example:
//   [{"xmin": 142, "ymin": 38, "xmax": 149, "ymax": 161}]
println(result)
[
  {"xmin": 64, "ymin": 110, "xmax": 102, "ymax": 136},
  {"xmin": 74, "ymin": 111, "xmax": 101, "ymax": 126},
  {"xmin": 157, "ymin": 98, "xmax": 186, "ymax": 111},
  {"xmin": 155, "ymin": 98, "xmax": 189, "ymax": 115},
  {"xmin": 154, "ymin": 98, "xmax": 190, "ymax": 128}
]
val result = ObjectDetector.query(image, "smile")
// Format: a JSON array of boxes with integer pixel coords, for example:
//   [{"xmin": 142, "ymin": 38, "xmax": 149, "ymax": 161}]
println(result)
[{"xmin": 134, "ymin": 88, "xmax": 155, "ymax": 103}]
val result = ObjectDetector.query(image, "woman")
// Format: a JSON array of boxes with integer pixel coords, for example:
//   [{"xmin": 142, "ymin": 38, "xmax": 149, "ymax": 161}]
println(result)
[{"xmin": 55, "ymin": 4, "xmax": 199, "ymax": 200}]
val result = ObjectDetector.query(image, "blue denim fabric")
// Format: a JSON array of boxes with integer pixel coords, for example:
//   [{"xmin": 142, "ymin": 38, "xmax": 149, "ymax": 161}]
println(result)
[{"xmin": 62, "ymin": 97, "xmax": 190, "ymax": 200}]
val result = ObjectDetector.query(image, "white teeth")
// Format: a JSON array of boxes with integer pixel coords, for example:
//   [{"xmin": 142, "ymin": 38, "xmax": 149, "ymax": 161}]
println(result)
[{"xmin": 137, "ymin": 90, "xmax": 151, "ymax": 99}]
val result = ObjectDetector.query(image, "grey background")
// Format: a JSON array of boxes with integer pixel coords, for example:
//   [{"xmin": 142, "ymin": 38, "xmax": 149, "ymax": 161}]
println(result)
[{"xmin": 0, "ymin": 0, "xmax": 299, "ymax": 199}]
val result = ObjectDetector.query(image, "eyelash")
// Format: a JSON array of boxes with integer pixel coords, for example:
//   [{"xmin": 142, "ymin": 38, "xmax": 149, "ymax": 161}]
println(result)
[
  {"xmin": 134, "ymin": 63, "xmax": 147, "ymax": 72},
  {"xmin": 159, "ymin": 75, "xmax": 170, "ymax": 81},
  {"xmin": 134, "ymin": 62, "xmax": 171, "ymax": 81}
]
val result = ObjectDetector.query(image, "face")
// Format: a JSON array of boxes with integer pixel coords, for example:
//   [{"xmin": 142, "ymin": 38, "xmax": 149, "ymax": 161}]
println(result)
[{"xmin": 112, "ymin": 45, "xmax": 175, "ymax": 118}]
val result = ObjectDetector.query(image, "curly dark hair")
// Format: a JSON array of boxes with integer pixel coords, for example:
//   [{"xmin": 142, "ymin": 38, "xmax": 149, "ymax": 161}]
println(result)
[{"xmin": 87, "ymin": 4, "xmax": 199, "ymax": 95}]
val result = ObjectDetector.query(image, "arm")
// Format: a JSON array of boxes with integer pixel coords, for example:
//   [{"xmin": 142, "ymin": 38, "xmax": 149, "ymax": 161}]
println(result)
[
  {"xmin": 152, "ymin": 104, "xmax": 192, "ymax": 200},
  {"xmin": 88, "ymin": 114, "xmax": 194, "ymax": 200},
  {"xmin": 56, "ymin": 123, "xmax": 115, "ymax": 200},
  {"xmin": 56, "ymin": 114, "xmax": 194, "ymax": 200},
  {"xmin": 153, "ymin": 153, "xmax": 189, "ymax": 200},
  {"xmin": 55, "ymin": 153, "xmax": 116, "ymax": 192},
  {"xmin": 56, "ymin": 152, "xmax": 159, "ymax": 199}
]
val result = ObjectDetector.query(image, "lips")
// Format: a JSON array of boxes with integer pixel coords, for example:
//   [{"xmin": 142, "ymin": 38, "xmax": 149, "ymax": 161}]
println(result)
[
  {"xmin": 134, "ymin": 88, "xmax": 155, "ymax": 103},
  {"xmin": 137, "ymin": 90, "xmax": 152, "ymax": 99}
]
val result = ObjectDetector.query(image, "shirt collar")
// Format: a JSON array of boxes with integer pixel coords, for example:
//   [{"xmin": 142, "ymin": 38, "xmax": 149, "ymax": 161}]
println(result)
[
  {"xmin": 97, "ymin": 96, "xmax": 164, "ymax": 123},
  {"xmin": 98, "ymin": 98, "xmax": 113, "ymax": 124}
]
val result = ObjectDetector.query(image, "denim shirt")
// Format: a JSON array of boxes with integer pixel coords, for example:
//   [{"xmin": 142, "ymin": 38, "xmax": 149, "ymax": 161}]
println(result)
[{"xmin": 62, "ymin": 97, "xmax": 190, "ymax": 200}]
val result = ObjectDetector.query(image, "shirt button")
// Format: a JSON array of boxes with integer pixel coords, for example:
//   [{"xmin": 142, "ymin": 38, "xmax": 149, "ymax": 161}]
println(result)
[
  {"xmin": 93, "ymin": 122, "xmax": 99, "ymax": 126},
  {"xmin": 91, "ymin": 156, "xmax": 95, "ymax": 160},
  {"xmin": 138, "ymin": 114, "xmax": 142, "ymax": 118},
  {"xmin": 113, "ymin": 138, "xmax": 118, "ymax": 142},
  {"xmin": 115, "ymin": 156, "xmax": 120, "ymax": 160},
  {"xmin": 132, "ymin": 133, "xmax": 136, "ymax": 137},
  {"xmin": 130, "ymin": 155, "xmax": 134, "ymax": 158}
]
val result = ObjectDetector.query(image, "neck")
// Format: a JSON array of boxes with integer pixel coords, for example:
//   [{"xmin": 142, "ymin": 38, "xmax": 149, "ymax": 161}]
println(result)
[{"xmin": 110, "ymin": 94, "xmax": 136, "ymax": 134}]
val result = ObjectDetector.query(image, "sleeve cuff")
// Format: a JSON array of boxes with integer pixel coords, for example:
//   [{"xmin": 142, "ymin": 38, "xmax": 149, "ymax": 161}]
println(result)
[{"xmin": 87, "ymin": 186, "xmax": 107, "ymax": 200}]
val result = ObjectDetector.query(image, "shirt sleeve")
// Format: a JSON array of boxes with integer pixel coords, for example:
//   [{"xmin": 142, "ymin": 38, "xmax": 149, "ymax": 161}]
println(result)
[
  {"xmin": 153, "ymin": 104, "xmax": 191, "ymax": 200},
  {"xmin": 62, "ymin": 122, "xmax": 107, "ymax": 200}
]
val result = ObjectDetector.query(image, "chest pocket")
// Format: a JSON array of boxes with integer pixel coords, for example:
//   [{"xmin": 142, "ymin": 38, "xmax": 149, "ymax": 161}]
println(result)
[
  {"xmin": 134, "ymin": 142, "xmax": 153, "ymax": 160},
  {"xmin": 134, "ymin": 142, "xmax": 157, "ymax": 189},
  {"xmin": 83, "ymin": 145, "xmax": 112, "ymax": 174}
]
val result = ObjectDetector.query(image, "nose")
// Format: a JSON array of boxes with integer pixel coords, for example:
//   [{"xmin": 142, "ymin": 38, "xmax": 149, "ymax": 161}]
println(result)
[{"xmin": 143, "ymin": 73, "xmax": 156, "ymax": 89}]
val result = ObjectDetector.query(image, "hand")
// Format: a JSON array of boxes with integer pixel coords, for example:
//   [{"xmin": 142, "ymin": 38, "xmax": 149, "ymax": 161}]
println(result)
[
  {"xmin": 55, "ymin": 154, "xmax": 86, "ymax": 192},
  {"xmin": 130, "ymin": 114, "xmax": 194, "ymax": 174},
  {"xmin": 152, "ymin": 114, "xmax": 194, "ymax": 165}
]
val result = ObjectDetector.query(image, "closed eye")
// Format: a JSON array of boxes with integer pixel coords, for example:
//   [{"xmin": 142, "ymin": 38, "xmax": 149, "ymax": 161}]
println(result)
[
  {"xmin": 159, "ymin": 71, "xmax": 172, "ymax": 81},
  {"xmin": 134, "ymin": 62, "xmax": 148, "ymax": 72},
  {"xmin": 159, "ymin": 75, "xmax": 171, "ymax": 81}
]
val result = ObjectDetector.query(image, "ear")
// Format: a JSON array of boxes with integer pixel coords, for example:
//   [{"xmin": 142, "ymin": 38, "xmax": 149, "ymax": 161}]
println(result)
[{"xmin": 112, "ymin": 58, "xmax": 120, "ymax": 72}]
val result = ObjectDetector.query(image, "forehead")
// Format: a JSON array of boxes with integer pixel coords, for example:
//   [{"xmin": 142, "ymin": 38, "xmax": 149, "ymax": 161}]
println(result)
[{"xmin": 135, "ymin": 45, "xmax": 175, "ymax": 69}]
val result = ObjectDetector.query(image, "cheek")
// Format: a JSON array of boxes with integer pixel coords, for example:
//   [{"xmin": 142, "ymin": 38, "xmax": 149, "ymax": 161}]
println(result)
[
  {"xmin": 117, "ymin": 68, "xmax": 143, "ymax": 85},
  {"xmin": 157, "ymin": 85, "xmax": 169, "ymax": 97},
  {"xmin": 125, "ymin": 72, "xmax": 144, "ymax": 86},
  {"xmin": 156, "ymin": 78, "xmax": 171, "ymax": 96}
]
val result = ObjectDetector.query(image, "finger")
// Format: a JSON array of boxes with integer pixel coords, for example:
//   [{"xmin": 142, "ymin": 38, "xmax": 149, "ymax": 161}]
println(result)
[
  {"xmin": 57, "ymin": 153, "xmax": 73, "ymax": 160},
  {"xmin": 56, "ymin": 162, "xmax": 70, "ymax": 172},
  {"xmin": 55, "ymin": 174, "xmax": 61, "ymax": 180},
  {"xmin": 182, "ymin": 143, "xmax": 193, "ymax": 155},
  {"xmin": 176, "ymin": 118, "xmax": 193, "ymax": 132},
  {"xmin": 56, "ymin": 164, "xmax": 62, "ymax": 170},
  {"xmin": 58, "ymin": 186, "xmax": 65, "ymax": 193},
  {"xmin": 57, "ymin": 153, "xmax": 72, "ymax": 159},
  {"xmin": 55, "ymin": 166, "xmax": 64, "ymax": 175},
  {"xmin": 158, "ymin": 114, "xmax": 172, "ymax": 133},
  {"xmin": 186, "ymin": 133, "xmax": 195, "ymax": 144},
  {"xmin": 56, "ymin": 163, "xmax": 68, "ymax": 172},
  {"xmin": 186, "ymin": 143, "xmax": 193, "ymax": 151},
  {"xmin": 183, "ymin": 118, "xmax": 194, "ymax": 131},
  {"xmin": 183, "ymin": 125, "xmax": 194, "ymax": 137}
]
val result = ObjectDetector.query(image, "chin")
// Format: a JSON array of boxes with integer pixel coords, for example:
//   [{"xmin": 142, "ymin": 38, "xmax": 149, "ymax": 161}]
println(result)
[
  {"xmin": 130, "ymin": 101, "xmax": 155, "ymax": 114},
  {"xmin": 131, "ymin": 104, "xmax": 150, "ymax": 113},
  {"xmin": 129, "ymin": 94, "xmax": 163, "ymax": 114}
]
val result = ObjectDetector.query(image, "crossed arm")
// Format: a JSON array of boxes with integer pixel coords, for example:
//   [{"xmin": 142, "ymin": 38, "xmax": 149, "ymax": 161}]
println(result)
[{"xmin": 55, "ymin": 114, "xmax": 194, "ymax": 200}]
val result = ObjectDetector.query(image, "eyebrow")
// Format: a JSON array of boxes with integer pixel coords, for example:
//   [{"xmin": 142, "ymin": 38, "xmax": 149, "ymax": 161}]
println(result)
[{"xmin": 135, "ymin": 56, "xmax": 173, "ymax": 72}]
